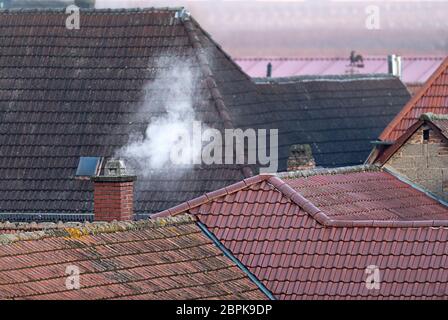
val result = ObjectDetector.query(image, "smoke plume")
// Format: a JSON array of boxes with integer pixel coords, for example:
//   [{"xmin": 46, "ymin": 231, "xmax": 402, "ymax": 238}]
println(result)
[{"xmin": 117, "ymin": 58, "xmax": 201, "ymax": 176}]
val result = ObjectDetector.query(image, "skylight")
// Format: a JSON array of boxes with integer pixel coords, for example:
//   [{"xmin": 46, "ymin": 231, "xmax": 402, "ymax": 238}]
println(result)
[{"xmin": 76, "ymin": 157, "xmax": 102, "ymax": 177}]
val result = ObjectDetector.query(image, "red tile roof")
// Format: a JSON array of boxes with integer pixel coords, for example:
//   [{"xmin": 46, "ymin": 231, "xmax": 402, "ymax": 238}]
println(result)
[
  {"xmin": 154, "ymin": 167, "xmax": 448, "ymax": 299},
  {"xmin": 380, "ymin": 57, "xmax": 448, "ymax": 142},
  {"xmin": 282, "ymin": 167, "xmax": 448, "ymax": 221},
  {"xmin": 0, "ymin": 215, "xmax": 266, "ymax": 300}
]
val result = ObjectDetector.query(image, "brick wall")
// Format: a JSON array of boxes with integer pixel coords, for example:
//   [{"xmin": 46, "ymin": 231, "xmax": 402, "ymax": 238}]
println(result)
[
  {"xmin": 384, "ymin": 126, "xmax": 448, "ymax": 201},
  {"xmin": 93, "ymin": 181, "xmax": 134, "ymax": 222}
]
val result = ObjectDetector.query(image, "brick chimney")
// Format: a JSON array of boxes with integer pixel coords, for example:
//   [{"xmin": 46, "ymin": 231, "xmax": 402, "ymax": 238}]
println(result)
[{"xmin": 91, "ymin": 159, "xmax": 137, "ymax": 222}]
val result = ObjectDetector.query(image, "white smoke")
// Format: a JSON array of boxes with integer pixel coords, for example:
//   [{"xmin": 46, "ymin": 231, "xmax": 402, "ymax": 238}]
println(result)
[{"xmin": 117, "ymin": 58, "xmax": 201, "ymax": 176}]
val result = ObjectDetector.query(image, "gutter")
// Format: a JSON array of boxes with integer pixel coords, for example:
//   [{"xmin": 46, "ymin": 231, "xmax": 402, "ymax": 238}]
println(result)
[{"xmin": 196, "ymin": 222, "xmax": 276, "ymax": 300}]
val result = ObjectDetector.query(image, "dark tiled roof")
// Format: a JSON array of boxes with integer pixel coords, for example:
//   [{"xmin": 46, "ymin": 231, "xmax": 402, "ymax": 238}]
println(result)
[
  {"xmin": 380, "ymin": 57, "xmax": 448, "ymax": 142},
  {"xmin": 154, "ymin": 168, "xmax": 448, "ymax": 299},
  {"xmin": 252, "ymin": 75, "xmax": 411, "ymax": 168},
  {"xmin": 0, "ymin": 215, "xmax": 267, "ymax": 300},
  {"xmin": 0, "ymin": 8, "xmax": 413, "ymax": 219},
  {"xmin": 0, "ymin": 8, "xmax": 255, "ymax": 218}
]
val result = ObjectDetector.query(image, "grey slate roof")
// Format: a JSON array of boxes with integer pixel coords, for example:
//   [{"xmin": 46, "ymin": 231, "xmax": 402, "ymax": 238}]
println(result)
[
  {"xmin": 253, "ymin": 75, "xmax": 411, "ymax": 168},
  {"xmin": 0, "ymin": 8, "xmax": 254, "ymax": 220},
  {"xmin": 0, "ymin": 8, "xmax": 411, "ymax": 220}
]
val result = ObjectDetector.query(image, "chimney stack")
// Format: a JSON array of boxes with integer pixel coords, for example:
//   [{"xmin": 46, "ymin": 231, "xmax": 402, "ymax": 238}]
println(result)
[
  {"xmin": 388, "ymin": 54, "xmax": 402, "ymax": 79},
  {"xmin": 91, "ymin": 159, "xmax": 136, "ymax": 222}
]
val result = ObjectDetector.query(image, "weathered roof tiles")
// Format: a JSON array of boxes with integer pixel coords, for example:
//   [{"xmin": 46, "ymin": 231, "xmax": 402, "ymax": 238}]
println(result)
[
  {"xmin": 0, "ymin": 8, "xmax": 255, "ymax": 218},
  {"xmin": 0, "ymin": 8, "xmax": 413, "ymax": 219},
  {"xmin": 154, "ymin": 166, "xmax": 448, "ymax": 299},
  {"xmin": 0, "ymin": 214, "xmax": 267, "ymax": 300}
]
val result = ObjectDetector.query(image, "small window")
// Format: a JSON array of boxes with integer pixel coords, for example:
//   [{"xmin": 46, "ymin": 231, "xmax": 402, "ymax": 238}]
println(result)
[
  {"xmin": 76, "ymin": 157, "xmax": 102, "ymax": 177},
  {"xmin": 423, "ymin": 129, "xmax": 430, "ymax": 142}
]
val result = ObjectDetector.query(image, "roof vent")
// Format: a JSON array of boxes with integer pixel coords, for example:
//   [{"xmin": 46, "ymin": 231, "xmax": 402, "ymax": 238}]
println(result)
[
  {"xmin": 388, "ymin": 54, "xmax": 402, "ymax": 79},
  {"xmin": 104, "ymin": 158, "xmax": 127, "ymax": 177}
]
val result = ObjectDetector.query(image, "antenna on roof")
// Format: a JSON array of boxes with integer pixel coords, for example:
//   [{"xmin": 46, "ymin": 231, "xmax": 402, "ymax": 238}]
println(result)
[{"xmin": 266, "ymin": 62, "xmax": 272, "ymax": 78}]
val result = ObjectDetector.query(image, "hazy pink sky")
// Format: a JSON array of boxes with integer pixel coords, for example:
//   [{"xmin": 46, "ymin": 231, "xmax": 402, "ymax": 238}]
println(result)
[{"xmin": 96, "ymin": 0, "xmax": 448, "ymax": 57}]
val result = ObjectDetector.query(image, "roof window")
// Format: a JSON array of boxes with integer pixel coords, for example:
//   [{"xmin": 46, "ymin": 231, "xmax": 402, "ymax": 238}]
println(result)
[{"xmin": 76, "ymin": 157, "xmax": 102, "ymax": 177}]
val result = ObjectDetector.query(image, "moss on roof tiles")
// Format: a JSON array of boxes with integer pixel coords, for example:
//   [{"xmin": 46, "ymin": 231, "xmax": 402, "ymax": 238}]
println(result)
[
  {"xmin": 277, "ymin": 164, "xmax": 381, "ymax": 179},
  {"xmin": 420, "ymin": 112, "xmax": 448, "ymax": 121},
  {"xmin": 0, "ymin": 214, "xmax": 196, "ymax": 245}
]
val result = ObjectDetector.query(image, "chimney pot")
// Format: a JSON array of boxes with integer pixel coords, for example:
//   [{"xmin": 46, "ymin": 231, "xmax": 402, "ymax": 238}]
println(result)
[
  {"xmin": 104, "ymin": 159, "xmax": 127, "ymax": 177},
  {"xmin": 388, "ymin": 54, "xmax": 402, "ymax": 79},
  {"xmin": 266, "ymin": 62, "xmax": 272, "ymax": 78},
  {"xmin": 91, "ymin": 159, "xmax": 137, "ymax": 222}
]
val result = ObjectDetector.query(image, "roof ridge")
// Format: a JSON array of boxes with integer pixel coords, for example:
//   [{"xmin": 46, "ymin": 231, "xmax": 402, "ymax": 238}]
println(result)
[
  {"xmin": 0, "ymin": 7, "xmax": 183, "ymax": 14},
  {"xmin": 379, "ymin": 56, "xmax": 448, "ymax": 141},
  {"xmin": 236, "ymin": 56, "xmax": 445, "ymax": 62},
  {"xmin": 0, "ymin": 220, "xmax": 83, "ymax": 232},
  {"xmin": 268, "ymin": 174, "xmax": 448, "ymax": 228},
  {"xmin": 153, "ymin": 174, "xmax": 274, "ymax": 218},
  {"xmin": 189, "ymin": 18, "xmax": 252, "ymax": 82},
  {"xmin": 254, "ymin": 74, "xmax": 397, "ymax": 84},
  {"xmin": 182, "ymin": 17, "xmax": 234, "ymax": 130},
  {"xmin": 0, "ymin": 215, "xmax": 195, "ymax": 245},
  {"xmin": 277, "ymin": 165, "xmax": 380, "ymax": 179},
  {"xmin": 154, "ymin": 171, "xmax": 448, "ymax": 229}
]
